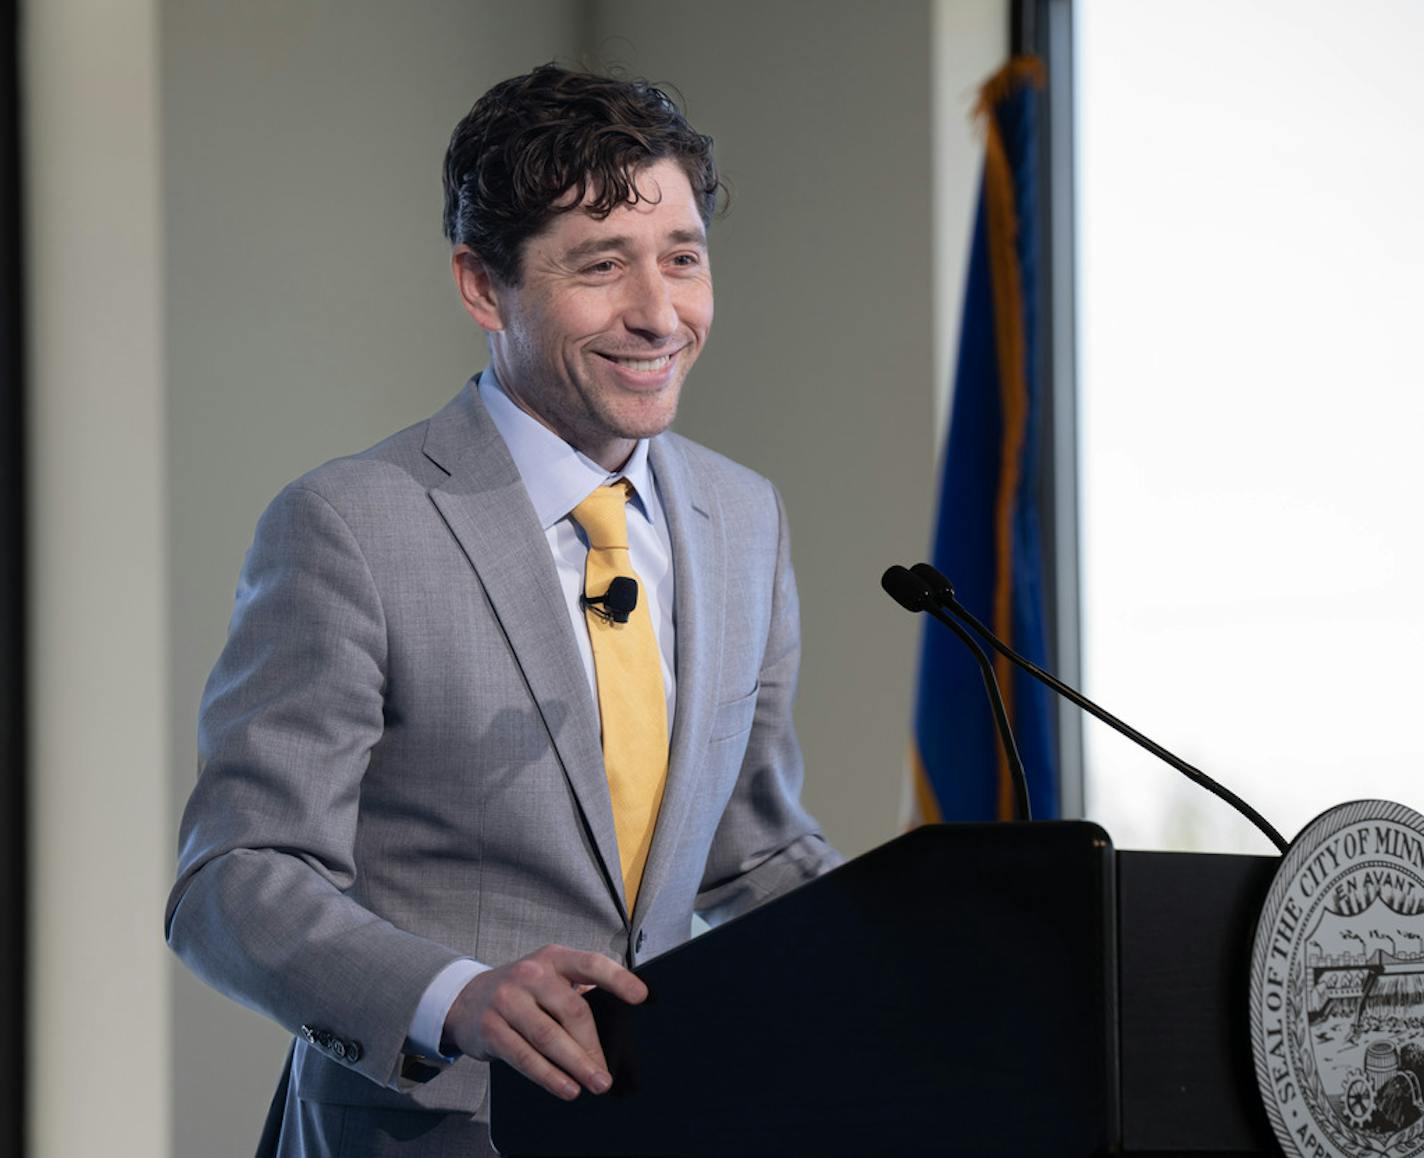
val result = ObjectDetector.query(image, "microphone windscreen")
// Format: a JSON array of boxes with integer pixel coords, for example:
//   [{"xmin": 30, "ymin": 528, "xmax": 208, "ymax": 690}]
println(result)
[
  {"xmin": 910, "ymin": 562, "xmax": 955, "ymax": 603},
  {"xmin": 606, "ymin": 576, "xmax": 639, "ymax": 616},
  {"xmin": 880, "ymin": 565, "xmax": 934, "ymax": 613}
]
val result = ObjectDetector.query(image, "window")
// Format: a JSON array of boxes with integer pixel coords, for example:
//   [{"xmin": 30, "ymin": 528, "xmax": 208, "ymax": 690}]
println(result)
[{"xmin": 1077, "ymin": 0, "xmax": 1424, "ymax": 852}]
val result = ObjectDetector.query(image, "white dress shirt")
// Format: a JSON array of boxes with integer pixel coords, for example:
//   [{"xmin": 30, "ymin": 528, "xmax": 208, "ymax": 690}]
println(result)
[{"xmin": 405, "ymin": 368, "xmax": 677, "ymax": 1059}]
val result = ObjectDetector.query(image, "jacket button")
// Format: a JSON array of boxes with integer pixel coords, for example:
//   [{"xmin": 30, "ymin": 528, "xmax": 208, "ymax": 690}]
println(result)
[{"xmin": 344, "ymin": 1039, "xmax": 362, "ymax": 1063}]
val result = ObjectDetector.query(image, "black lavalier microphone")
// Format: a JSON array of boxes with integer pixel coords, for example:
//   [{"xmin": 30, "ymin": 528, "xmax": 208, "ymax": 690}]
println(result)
[
  {"xmin": 905, "ymin": 561, "xmax": 1288, "ymax": 853},
  {"xmin": 881, "ymin": 565, "xmax": 1031, "ymax": 821},
  {"xmin": 583, "ymin": 576, "xmax": 638, "ymax": 624}
]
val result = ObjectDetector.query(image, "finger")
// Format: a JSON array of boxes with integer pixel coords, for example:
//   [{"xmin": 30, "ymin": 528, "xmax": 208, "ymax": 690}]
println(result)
[
  {"xmin": 537, "ymin": 985, "xmax": 607, "ymax": 1075},
  {"xmin": 551, "ymin": 949, "xmax": 650, "ymax": 1004},
  {"xmin": 512, "ymin": 958, "xmax": 608, "ymax": 1072},
  {"xmin": 502, "ymin": 987, "xmax": 613, "ymax": 1095},
  {"xmin": 483, "ymin": 1011, "xmax": 585, "ymax": 1101}
]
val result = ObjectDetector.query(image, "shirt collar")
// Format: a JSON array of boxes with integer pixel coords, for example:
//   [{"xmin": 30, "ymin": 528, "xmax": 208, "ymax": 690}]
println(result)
[{"xmin": 478, "ymin": 368, "xmax": 657, "ymax": 531}]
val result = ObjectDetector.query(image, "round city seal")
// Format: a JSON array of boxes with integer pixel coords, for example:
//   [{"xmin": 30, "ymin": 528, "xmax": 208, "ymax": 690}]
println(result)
[{"xmin": 1252, "ymin": 800, "xmax": 1424, "ymax": 1157}]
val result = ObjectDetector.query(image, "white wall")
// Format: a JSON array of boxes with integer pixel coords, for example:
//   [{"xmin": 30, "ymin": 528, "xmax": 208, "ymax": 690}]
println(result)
[
  {"xmin": 934, "ymin": 0, "xmax": 1010, "ymax": 432},
  {"xmin": 25, "ymin": 2, "xmax": 1004, "ymax": 1152},
  {"xmin": 589, "ymin": 0, "xmax": 941, "ymax": 854},
  {"xmin": 159, "ymin": 5, "xmax": 584, "ymax": 1152},
  {"xmin": 24, "ymin": 2, "xmax": 170, "ymax": 1155}
]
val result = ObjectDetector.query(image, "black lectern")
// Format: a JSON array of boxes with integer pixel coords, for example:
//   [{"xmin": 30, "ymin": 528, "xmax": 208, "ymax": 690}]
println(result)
[{"xmin": 491, "ymin": 823, "xmax": 1282, "ymax": 1157}]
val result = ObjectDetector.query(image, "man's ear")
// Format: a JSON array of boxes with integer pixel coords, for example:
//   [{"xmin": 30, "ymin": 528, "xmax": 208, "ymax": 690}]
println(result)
[{"xmin": 451, "ymin": 245, "xmax": 506, "ymax": 332}]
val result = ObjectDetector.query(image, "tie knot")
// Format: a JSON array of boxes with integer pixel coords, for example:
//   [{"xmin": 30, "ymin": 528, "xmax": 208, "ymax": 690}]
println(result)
[{"xmin": 570, "ymin": 480, "xmax": 633, "ymax": 550}]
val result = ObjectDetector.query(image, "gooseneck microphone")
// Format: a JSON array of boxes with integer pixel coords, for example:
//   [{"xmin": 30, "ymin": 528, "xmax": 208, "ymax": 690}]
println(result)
[
  {"xmin": 881, "ymin": 565, "xmax": 1031, "ymax": 821},
  {"xmin": 583, "ymin": 576, "xmax": 638, "ymax": 624},
  {"xmin": 905, "ymin": 561, "xmax": 1288, "ymax": 853}
]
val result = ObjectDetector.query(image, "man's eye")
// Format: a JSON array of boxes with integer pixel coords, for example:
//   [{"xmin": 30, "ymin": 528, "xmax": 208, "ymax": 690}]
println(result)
[
  {"xmin": 670, "ymin": 253, "xmax": 700, "ymax": 267},
  {"xmin": 583, "ymin": 260, "xmax": 617, "ymax": 275}
]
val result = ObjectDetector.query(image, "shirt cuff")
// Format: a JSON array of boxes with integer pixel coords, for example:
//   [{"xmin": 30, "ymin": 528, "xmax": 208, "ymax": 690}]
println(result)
[{"xmin": 406, "ymin": 958, "xmax": 490, "ymax": 1060}]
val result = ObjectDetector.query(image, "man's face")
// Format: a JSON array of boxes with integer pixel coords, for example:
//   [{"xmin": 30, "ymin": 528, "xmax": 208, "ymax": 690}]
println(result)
[{"xmin": 463, "ymin": 158, "xmax": 714, "ymax": 470}]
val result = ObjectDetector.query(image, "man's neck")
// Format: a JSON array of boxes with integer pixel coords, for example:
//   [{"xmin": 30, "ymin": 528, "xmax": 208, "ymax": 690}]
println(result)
[{"xmin": 489, "ymin": 369, "xmax": 635, "ymax": 473}]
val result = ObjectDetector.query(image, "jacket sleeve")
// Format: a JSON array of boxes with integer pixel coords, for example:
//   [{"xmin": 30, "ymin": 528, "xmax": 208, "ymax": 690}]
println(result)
[
  {"xmin": 695, "ymin": 481, "xmax": 844, "ymax": 926},
  {"xmin": 165, "ymin": 483, "xmax": 464, "ymax": 1090}
]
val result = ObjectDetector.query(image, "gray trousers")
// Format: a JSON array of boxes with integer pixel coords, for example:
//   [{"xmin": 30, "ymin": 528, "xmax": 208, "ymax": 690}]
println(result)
[{"xmin": 261, "ymin": 1049, "xmax": 498, "ymax": 1158}]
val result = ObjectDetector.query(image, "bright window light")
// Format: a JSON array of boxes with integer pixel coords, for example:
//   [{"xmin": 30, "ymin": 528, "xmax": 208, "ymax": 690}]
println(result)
[{"xmin": 1077, "ymin": 0, "xmax": 1424, "ymax": 852}]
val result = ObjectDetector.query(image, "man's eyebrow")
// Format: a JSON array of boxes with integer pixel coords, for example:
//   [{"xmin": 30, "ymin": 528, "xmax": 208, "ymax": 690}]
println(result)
[
  {"xmin": 665, "ymin": 228, "xmax": 708, "ymax": 248},
  {"xmin": 560, "ymin": 229, "xmax": 708, "ymax": 264}
]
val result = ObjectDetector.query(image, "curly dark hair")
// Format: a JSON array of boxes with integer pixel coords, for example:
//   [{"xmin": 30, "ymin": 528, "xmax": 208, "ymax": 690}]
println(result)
[{"xmin": 442, "ymin": 63, "xmax": 723, "ymax": 286}]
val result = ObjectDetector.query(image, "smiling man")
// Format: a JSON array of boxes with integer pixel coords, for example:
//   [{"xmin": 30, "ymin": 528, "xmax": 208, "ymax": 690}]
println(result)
[
  {"xmin": 166, "ymin": 65, "xmax": 841, "ymax": 1158},
  {"xmin": 453, "ymin": 153, "xmax": 712, "ymax": 472}
]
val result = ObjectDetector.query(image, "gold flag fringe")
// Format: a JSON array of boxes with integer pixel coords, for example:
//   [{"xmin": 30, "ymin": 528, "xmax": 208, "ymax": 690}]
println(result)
[{"xmin": 976, "ymin": 56, "xmax": 1043, "ymax": 821}]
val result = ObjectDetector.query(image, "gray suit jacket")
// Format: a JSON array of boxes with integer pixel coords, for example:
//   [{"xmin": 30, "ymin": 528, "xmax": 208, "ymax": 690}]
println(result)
[{"xmin": 166, "ymin": 380, "xmax": 840, "ymax": 1128}]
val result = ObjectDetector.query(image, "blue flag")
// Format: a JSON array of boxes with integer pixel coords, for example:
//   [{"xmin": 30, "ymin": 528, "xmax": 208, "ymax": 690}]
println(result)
[{"xmin": 912, "ymin": 58, "xmax": 1058, "ymax": 823}]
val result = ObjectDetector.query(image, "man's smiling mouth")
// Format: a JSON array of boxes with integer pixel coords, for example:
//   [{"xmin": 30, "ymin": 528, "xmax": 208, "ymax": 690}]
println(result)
[{"xmin": 595, "ymin": 350, "xmax": 679, "ymax": 372}]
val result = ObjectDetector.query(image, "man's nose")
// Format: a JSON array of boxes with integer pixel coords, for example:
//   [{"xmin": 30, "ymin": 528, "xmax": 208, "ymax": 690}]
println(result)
[{"xmin": 620, "ymin": 264, "xmax": 679, "ymax": 340}]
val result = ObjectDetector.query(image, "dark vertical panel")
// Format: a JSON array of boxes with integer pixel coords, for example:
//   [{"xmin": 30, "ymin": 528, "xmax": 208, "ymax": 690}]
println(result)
[
  {"xmin": 0, "ymin": 0, "xmax": 25, "ymax": 1152},
  {"xmin": 1042, "ymin": 0, "xmax": 1083, "ymax": 820},
  {"xmin": 1014, "ymin": 0, "xmax": 1084, "ymax": 817}
]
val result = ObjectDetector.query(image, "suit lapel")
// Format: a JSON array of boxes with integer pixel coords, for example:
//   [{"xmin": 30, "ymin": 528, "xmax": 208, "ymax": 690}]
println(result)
[
  {"xmin": 422, "ymin": 384, "xmax": 628, "ymax": 916},
  {"xmin": 634, "ymin": 435, "xmax": 724, "ymax": 929}
]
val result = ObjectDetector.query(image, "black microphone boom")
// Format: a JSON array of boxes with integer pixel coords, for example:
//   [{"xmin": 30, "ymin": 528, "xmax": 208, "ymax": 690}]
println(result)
[
  {"xmin": 881, "ymin": 565, "xmax": 1031, "ymax": 821},
  {"xmin": 908, "ymin": 562, "xmax": 1288, "ymax": 853}
]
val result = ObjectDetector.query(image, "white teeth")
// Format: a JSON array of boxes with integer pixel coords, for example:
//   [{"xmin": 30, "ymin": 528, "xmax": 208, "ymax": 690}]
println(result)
[{"xmin": 608, "ymin": 354, "xmax": 672, "ymax": 372}]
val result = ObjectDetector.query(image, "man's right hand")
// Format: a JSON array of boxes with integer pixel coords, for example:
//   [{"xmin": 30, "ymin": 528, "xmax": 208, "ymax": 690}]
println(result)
[{"xmin": 441, "ymin": 944, "xmax": 648, "ymax": 1101}]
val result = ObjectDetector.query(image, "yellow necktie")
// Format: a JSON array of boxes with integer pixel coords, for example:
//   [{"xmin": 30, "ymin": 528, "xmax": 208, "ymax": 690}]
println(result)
[{"xmin": 569, "ymin": 480, "xmax": 669, "ymax": 910}]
